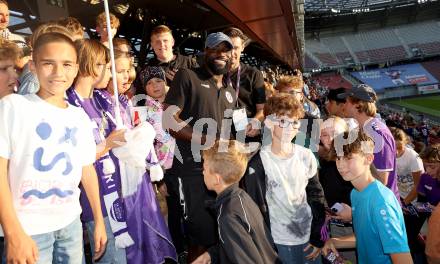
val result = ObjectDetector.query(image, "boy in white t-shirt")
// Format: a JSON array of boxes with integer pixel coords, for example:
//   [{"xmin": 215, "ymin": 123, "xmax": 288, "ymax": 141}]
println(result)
[
  {"xmin": 244, "ymin": 93, "xmax": 326, "ymax": 263},
  {"xmin": 0, "ymin": 32, "xmax": 106, "ymax": 263}
]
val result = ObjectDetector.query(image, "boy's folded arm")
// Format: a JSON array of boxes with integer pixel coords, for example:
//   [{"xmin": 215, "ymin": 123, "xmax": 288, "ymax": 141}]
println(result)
[{"xmin": 306, "ymin": 172, "xmax": 326, "ymax": 248}]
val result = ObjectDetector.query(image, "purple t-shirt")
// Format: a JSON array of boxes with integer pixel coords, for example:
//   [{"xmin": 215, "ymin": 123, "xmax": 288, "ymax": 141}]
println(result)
[
  {"xmin": 364, "ymin": 118, "xmax": 400, "ymax": 202},
  {"xmin": 417, "ymin": 173, "xmax": 440, "ymax": 206}
]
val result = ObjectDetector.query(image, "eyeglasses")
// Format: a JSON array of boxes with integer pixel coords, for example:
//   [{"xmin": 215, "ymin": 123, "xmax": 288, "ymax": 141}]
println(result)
[{"xmin": 271, "ymin": 117, "xmax": 301, "ymax": 128}]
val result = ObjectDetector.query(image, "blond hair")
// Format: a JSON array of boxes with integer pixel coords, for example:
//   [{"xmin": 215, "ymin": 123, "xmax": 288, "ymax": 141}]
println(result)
[
  {"xmin": 96, "ymin": 12, "xmax": 120, "ymax": 29},
  {"xmin": 347, "ymin": 97, "xmax": 377, "ymax": 117},
  {"xmin": 74, "ymin": 39, "xmax": 109, "ymax": 78},
  {"xmin": 128, "ymin": 66, "xmax": 136, "ymax": 84},
  {"xmin": 203, "ymin": 140, "xmax": 248, "ymax": 184},
  {"xmin": 57, "ymin": 17, "xmax": 84, "ymax": 38},
  {"xmin": 0, "ymin": 38, "xmax": 21, "ymax": 62},
  {"xmin": 390, "ymin": 127, "xmax": 409, "ymax": 149}
]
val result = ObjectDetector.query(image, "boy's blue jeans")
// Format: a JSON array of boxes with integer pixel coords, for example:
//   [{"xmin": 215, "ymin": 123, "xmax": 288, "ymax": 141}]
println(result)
[
  {"xmin": 276, "ymin": 242, "xmax": 322, "ymax": 264},
  {"xmin": 83, "ymin": 217, "xmax": 126, "ymax": 264},
  {"xmin": 3, "ymin": 217, "xmax": 83, "ymax": 264}
]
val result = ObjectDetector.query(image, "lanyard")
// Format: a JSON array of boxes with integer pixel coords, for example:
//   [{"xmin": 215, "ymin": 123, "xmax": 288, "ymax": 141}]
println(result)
[{"xmin": 229, "ymin": 65, "xmax": 241, "ymax": 108}]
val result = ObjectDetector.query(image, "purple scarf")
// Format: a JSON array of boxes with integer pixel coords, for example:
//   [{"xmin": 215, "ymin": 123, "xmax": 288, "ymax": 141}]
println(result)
[
  {"xmin": 107, "ymin": 91, "xmax": 177, "ymax": 263},
  {"xmin": 66, "ymin": 88, "xmax": 134, "ymax": 248}
]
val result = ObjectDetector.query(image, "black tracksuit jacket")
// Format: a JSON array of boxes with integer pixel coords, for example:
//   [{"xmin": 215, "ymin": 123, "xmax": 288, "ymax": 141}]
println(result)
[{"xmin": 207, "ymin": 183, "xmax": 280, "ymax": 264}]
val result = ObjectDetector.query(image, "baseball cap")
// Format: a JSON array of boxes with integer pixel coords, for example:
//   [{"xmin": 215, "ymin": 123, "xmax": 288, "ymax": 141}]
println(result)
[
  {"xmin": 327, "ymin": 88, "xmax": 347, "ymax": 103},
  {"xmin": 205, "ymin": 32, "xmax": 233, "ymax": 50},
  {"xmin": 337, "ymin": 84, "xmax": 377, "ymax": 102}
]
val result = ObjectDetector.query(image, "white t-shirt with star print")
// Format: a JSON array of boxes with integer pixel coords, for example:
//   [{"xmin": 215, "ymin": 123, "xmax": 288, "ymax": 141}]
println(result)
[{"xmin": 0, "ymin": 94, "xmax": 96, "ymax": 236}]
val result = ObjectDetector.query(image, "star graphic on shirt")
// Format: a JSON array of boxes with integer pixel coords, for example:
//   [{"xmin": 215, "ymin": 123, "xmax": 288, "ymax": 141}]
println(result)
[{"xmin": 59, "ymin": 127, "xmax": 78, "ymax": 146}]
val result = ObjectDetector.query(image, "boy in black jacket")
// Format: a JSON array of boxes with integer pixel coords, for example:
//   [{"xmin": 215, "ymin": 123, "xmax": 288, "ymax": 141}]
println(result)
[
  {"xmin": 244, "ymin": 93, "xmax": 326, "ymax": 263},
  {"xmin": 191, "ymin": 140, "xmax": 279, "ymax": 264}
]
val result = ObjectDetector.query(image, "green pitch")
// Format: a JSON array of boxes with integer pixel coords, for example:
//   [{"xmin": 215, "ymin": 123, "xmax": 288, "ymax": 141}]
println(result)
[{"xmin": 389, "ymin": 95, "xmax": 440, "ymax": 116}]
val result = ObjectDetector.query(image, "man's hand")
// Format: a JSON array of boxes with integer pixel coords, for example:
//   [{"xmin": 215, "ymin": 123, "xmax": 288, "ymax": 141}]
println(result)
[
  {"xmin": 191, "ymin": 252, "xmax": 211, "ymax": 264},
  {"xmin": 93, "ymin": 219, "xmax": 107, "ymax": 261},
  {"xmin": 6, "ymin": 231, "xmax": 39, "ymax": 264},
  {"xmin": 333, "ymin": 203, "xmax": 352, "ymax": 222},
  {"xmin": 304, "ymin": 243, "xmax": 321, "ymax": 260}
]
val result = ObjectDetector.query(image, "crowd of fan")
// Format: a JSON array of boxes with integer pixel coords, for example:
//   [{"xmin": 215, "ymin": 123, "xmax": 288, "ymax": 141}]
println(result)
[{"xmin": 1, "ymin": 1, "xmax": 440, "ymax": 264}]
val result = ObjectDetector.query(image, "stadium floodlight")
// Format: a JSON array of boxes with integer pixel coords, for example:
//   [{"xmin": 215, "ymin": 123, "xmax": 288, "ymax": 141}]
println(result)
[{"xmin": 352, "ymin": 8, "xmax": 370, "ymax": 13}]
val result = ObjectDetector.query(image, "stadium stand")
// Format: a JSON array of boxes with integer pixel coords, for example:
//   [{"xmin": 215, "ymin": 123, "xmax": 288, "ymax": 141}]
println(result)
[
  {"xmin": 310, "ymin": 72, "xmax": 352, "ymax": 90},
  {"xmin": 305, "ymin": 20, "xmax": 440, "ymax": 68},
  {"xmin": 422, "ymin": 60, "xmax": 440, "ymax": 81}
]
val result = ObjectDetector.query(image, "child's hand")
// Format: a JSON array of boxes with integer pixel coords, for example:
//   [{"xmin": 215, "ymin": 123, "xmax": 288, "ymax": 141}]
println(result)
[
  {"xmin": 304, "ymin": 243, "xmax": 321, "ymax": 260},
  {"xmin": 93, "ymin": 219, "xmax": 108, "ymax": 261},
  {"xmin": 6, "ymin": 231, "xmax": 39, "ymax": 264},
  {"xmin": 191, "ymin": 252, "xmax": 211, "ymax": 264},
  {"xmin": 105, "ymin": 129, "xmax": 127, "ymax": 149},
  {"xmin": 333, "ymin": 203, "xmax": 352, "ymax": 222},
  {"xmin": 322, "ymin": 238, "xmax": 339, "ymax": 257}
]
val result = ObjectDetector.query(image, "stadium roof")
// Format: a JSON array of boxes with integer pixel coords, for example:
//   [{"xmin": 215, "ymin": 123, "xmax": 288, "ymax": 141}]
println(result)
[
  {"xmin": 9, "ymin": 0, "xmax": 303, "ymax": 69},
  {"xmin": 305, "ymin": 0, "xmax": 440, "ymax": 34},
  {"xmin": 305, "ymin": 0, "xmax": 432, "ymax": 15}
]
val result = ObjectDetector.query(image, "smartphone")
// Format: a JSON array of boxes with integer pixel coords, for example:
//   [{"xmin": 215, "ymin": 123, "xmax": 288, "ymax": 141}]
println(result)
[
  {"xmin": 325, "ymin": 251, "xmax": 347, "ymax": 264},
  {"xmin": 325, "ymin": 207, "xmax": 338, "ymax": 216},
  {"xmin": 331, "ymin": 203, "xmax": 344, "ymax": 214}
]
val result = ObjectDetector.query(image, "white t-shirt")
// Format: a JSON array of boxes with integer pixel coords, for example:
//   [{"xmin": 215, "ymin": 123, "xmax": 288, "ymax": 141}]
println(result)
[
  {"xmin": 260, "ymin": 144, "xmax": 318, "ymax": 246},
  {"xmin": 396, "ymin": 146, "xmax": 424, "ymax": 200},
  {"xmin": 0, "ymin": 94, "xmax": 96, "ymax": 236}
]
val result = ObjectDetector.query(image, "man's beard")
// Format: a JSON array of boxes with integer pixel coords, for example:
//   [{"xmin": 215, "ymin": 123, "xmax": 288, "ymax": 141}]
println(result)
[{"xmin": 205, "ymin": 56, "xmax": 231, "ymax": 75}]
